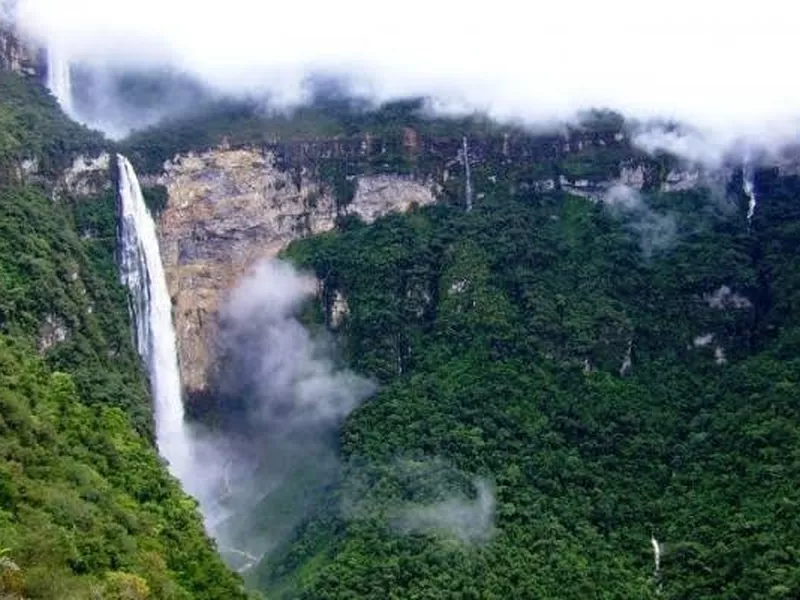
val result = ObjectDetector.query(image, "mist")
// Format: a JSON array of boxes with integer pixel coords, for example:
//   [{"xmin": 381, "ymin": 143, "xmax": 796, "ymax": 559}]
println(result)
[
  {"xmin": 185, "ymin": 260, "xmax": 375, "ymax": 572},
  {"xmin": 8, "ymin": 0, "xmax": 800, "ymax": 158},
  {"xmin": 394, "ymin": 478, "xmax": 496, "ymax": 544},
  {"xmin": 603, "ymin": 184, "xmax": 677, "ymax": 257},
  {"xmin": 343, "ymin": 458, "xmax": 497, "ymax": 545}
]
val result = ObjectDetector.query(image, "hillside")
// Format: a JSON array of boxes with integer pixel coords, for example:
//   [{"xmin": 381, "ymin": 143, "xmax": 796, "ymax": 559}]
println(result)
[
  {"xmin": 0, "ymin": 71, "xmax": 246, "ymax": 599},
  {"xmin": 107, "ymin": 86, "xmax": 800, "ymax": 599},
  {"xmin": 2, "ymin": 33, "xmax": 800, "ymax": 600},
  {"xmin": 249, "ymin": 165, "xmax": 800, "ymax": 598}
]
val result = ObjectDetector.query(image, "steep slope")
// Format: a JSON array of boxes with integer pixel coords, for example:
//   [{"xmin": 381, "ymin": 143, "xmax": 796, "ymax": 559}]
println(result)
[
  {"xmin": 0, "ymin": 71, "xmax": 245, "ymax": 599},
  {"xmin": 251, "ymin": 168, "xmax": 800, "ymax": 598},
  {"xmin": 123, "ymin": 103, "xmax": 696, "ymax": 405},
  {"xmin": 112, "ymin": 98, "xmax": 800, "ymax": 599}
]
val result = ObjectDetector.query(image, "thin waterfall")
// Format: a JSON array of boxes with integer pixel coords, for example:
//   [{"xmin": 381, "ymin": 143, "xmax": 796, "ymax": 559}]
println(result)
[
  {"xmin": 46, "ymin": 46, "xmax": 73, "ymax": 117},
  {"xmin": 116, "ymin": 154, "xmax": 192, "ymax": 480},
  {"xmin": 743, "ymin": 164, "xmax": 757, "ymax": 225},
  {"xmin": 462, "ymin": 136, "xmax": 473, "ymax": 212},
  {"xmin": 651, "ymin": 534, "xmax": 663, "ymax": 593}
]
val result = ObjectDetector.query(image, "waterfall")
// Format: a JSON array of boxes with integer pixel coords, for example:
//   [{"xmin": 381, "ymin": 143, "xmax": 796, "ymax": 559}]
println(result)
[
  {"xmin": 462, "ymin": 136, "xmax": 473, "ymax": 212},
  {"xmin": 651, "ymin": 534, "xmax": 663, "ymax": 593},
  {"xmin": 116, "ymin": 155, "xmax": 192, "ymax": 479},
  {"xmin": 743, "ymin": 164, "xmax": 757, "ymax": 224},
  {"xmin": 46, "ymin": 47, "xmax": 73, "ymax": 117}
]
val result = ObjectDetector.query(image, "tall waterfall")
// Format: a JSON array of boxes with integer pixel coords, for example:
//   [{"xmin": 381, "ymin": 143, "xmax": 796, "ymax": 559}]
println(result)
[
  {"xmin": 46, "ymin": 47, "xmax": 73, "ymax": 117},
  {"xmin": 117, "ymin": 155, "xmax": 192, "ymax": 479},
  {"xmin": 462, "ymin": 136, "xmax": 473, "ymax": 212}
]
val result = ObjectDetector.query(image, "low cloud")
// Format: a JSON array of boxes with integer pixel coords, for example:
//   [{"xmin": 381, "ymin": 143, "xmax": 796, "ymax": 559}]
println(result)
[
  {"xmin": 186, "ymin": 259, "xmax": 375, "ymax": 571},
  {"xmin": 7, "ymin": 0, "xmax": 800, "ymax": 157},
  {"xmin": 216, "ymin": 260, "xmax": 376, "ymax": 430},
  {"xmin": 343, "ymin": 458, "xmax": 496, "ymax": 545},
  {"xmin": 703, "ymin": 285, "xmax": 753, "ymax": 310},
  {"xmin": 394, "ymin": 478, "xmax": 496, "ymax": 544},
  {"xmin": 604, "ymin": 184, "xmax": 677, "ymax": 257}
]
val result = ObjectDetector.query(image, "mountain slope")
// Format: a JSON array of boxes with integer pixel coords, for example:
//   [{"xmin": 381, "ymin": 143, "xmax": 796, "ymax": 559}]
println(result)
[
  {"xmin": 0, "ymin": 71, "xmax": 245, "ymax": 599},
  {"xmin": 256, "ymin": 170, "xmax": 800, "ymax": 598}
]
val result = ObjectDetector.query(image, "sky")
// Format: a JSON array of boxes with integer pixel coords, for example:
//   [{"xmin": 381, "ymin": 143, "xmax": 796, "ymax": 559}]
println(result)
[{"xmin": 8, "ymin": 0, "xmax": 800, "ymax": 151}]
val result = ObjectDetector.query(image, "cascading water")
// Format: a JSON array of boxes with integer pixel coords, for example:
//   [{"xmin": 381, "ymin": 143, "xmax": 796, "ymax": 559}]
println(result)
[
  {"xmin": 651, "ymin": 534, "xmax": 663, "ymax": 592},
  {"xmin": 462, "ymin": 136, "xmax": 473, "ymax": 212},
  {"xmin": 116, "ymin": 155, "xmax": 192, "ymax": 480},
  {"xmin": 743, "ymin": 164, "xmax": 757, "ymax": 225},
  {"xmin": 46, "ymin": 47, "xmax": 73, "ymax": 117}
]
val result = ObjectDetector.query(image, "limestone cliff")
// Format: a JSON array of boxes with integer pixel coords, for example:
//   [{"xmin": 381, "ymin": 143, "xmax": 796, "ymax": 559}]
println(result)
[
  {"xmin": 0, "ymin": 20, "xmax": 39, "ymax": 77},
  {"xmin": 153, "ymin": 147, "xmax": 436, "ymax": 397},
  {"xmin": 141, "ymin": 124, "xmax": 745, "ymax": 399}
]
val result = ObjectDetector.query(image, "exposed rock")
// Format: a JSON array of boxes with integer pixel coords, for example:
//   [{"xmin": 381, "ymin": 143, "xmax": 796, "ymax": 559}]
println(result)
[
  {"xmin": 661, "ymin": 169, "xmax": 701, "ymax": 192},
  {"xmin": 55, "ymin": 153, "xmax": 112, "ymax": 199},
  {"xmin": 0, "ymin": 24, "xmax": 39, "ymax": 77},
  {"xmin": 559, "ymin": 166, "xmax": 649, "ymax": 201},
  {"xmin": 533, "ymin": 179, "xmax": 556, "ymax": 192},
  {"xmin": 449, "ymin": 279, "xmax": 468, "ymax": 295},
  {"xmin": 329, "ymin": 291, "xmax": 350, "ymax": 329},
  {"xmin": 659, "ymin": 167, "xmax": 732, "ymax": 194},
  {"xmin": 619, "ymin": 165, "xmax": 646, "ymax": 190},
  {"xmin": 559, "ymin": 175, "xmax": 606, "ymax": 201},
  {"xmin": 156, "ymin": 147, "xmax": 437, "ymax": 396},
  {"xmin": 38, "ymin": 314, "xmax": 69, "ymax": 353},
  {"xmin": 343, "ymin": 175, "xmax": 436, "ymax": 222}
]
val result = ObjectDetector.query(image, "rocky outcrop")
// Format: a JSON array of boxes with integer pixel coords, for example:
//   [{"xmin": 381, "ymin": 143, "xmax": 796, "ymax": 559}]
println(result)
[
  {"xmin": 55, "ymin": 153, "xmax": 112, "ymax": 199},
  {"xmin": 155, "ymin": 147, "xmax": 436, "ymax": 396},
  {"xmin": 37, "ymin": 313, "xmax": 69, "ymax": 354},
  {"xmin": 149, "ymin": 128, "xmax": 738, "ymax": 397},
  {"xmin": 0, "ymin": 25, "xmax": 38, "ymax": 77}
]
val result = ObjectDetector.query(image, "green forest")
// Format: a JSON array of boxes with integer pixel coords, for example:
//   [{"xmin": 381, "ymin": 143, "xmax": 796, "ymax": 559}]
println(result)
[
  {"xmin": 0, "ymin": 71, "xmax": 246, "ymax": 599},
  {"xmin": 2, "ymin": 54, "xmax": 800, "ymax": 600},
  {"xmin": 258, "ymin": 168, "xmax": 800, "ymax": 598}
]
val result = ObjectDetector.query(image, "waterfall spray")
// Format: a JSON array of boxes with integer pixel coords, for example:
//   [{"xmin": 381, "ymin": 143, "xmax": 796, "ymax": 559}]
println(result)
[
  {"xmin": 462, "ymin": 136, "xmax": 473, "ymax": 212},
  {"xmin": 45, "ymin": 47, "xmax": 73, "ymax": 116},
  {"xmin": 116, "ymin": 154, "xmax": 192, "ymax": 480}
]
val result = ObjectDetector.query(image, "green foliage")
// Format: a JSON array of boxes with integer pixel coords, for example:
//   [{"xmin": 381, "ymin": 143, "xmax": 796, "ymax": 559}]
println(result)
[
  {"xmin": 0, "ymin": 337, "xmax": 245, "ymax": 599},
  {"xmin": 0, "ymin": 72, "xmax": 104, "ymax": 182},
  {"xmin": 0, "ymin": 69, "xmax": 245, "ymax": 599},
  {"xmin": 142, "ymin": 184, "xmax": 169, "ymax": 216},
  {"xmin": 120, "ymin": 96, "xmax": 516, "ymax": 176},
  {"xmin": 264, "ymin": 175, "xmax": 800, "ymax": 599},
  {"xmin": 0, "ymin": 184, "xmax": 152, "ymax": 433}
]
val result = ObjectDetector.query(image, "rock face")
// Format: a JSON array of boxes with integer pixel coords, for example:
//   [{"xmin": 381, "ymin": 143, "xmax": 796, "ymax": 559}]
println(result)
[
  {"xmin": 155, "ymin": 147, "xmax": 436, "ymax": 397},
  {"xmin": 148, "ymin": 128, "xmax": 735, "ymax": 398},
  {"xmin": 0, "ymin": 22, "xmax": 39, "ymax": 77},
  {"xmin": 55, "ymin": 153, "xmax": 112, "ymax": 199},
  {"xmin": 37, "ymin": 313, "xmax": 69, "ymax": 354}
]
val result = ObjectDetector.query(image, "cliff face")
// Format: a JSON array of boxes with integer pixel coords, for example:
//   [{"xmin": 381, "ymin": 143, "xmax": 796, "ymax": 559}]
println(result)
[
  {"xmin": 144, "ymin": 125, "xmax": 741, "ymax": 399},
  {"xmin": 153, "ymin": 147, "xmax": 436, "ymax": 397},
  {"xmin": 0, "ymin": 23, "xmax": 39, "ymax": 77}
]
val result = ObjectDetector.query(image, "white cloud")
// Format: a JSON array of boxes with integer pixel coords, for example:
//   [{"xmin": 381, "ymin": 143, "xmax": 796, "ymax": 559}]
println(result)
[{"xmin": 10, "ymin": 0, "xmax": 800, "ymax": 151}]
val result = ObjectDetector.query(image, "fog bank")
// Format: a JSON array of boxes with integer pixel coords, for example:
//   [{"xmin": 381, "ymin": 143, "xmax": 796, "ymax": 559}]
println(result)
[{"xmin": 9, "ymin": 0, "xmax": 800, "ymax": 155}]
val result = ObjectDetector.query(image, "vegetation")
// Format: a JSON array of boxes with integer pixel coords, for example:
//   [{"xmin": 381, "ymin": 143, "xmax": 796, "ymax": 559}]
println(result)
[
  {"xmin": 256, "ymin": 169, "xmax": 800, "ymax": 598},
  {"xmin": 121, "ymin": 94, "xmax": 540, "ymax": 177},
  {"xmin": 0, "ymin": 71, "xmax": 104, "ymax": 181},
  {"xmin": 0, "ymin": 72, "xmax": 245, "ymax": 599},
  {"xmin": 4, "ymin": 55, "xmax": 799, "ymax": 600}
]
